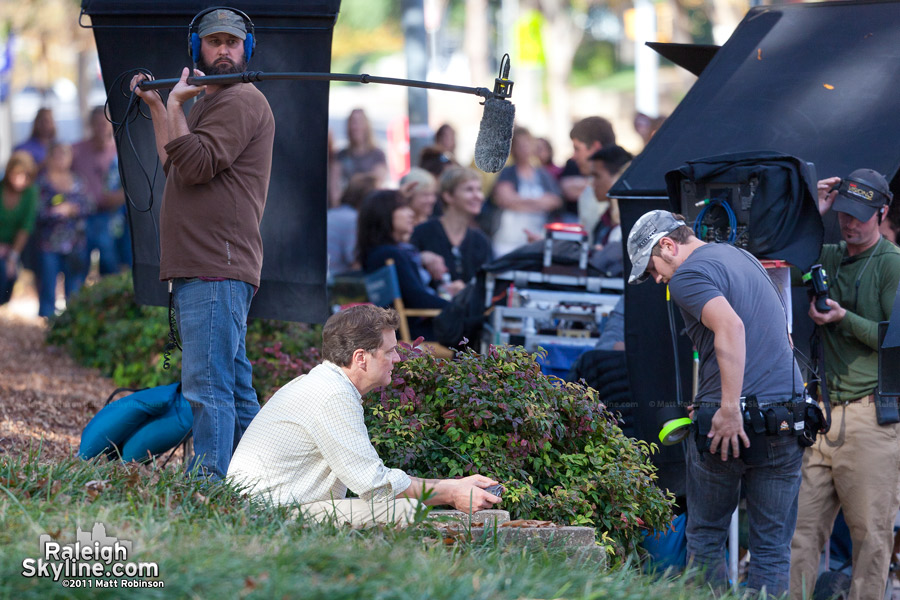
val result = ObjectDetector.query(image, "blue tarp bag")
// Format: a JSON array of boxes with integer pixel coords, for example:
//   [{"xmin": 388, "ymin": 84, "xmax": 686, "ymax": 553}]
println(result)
[
  {"xmin": 536, "ymin": 343, "xmax": 592, "ymax": 379},
  {"xmin": 641, "ymin": 512, "xmax": 688, "ymax": 573},
  {"xmin": 79, "ymin": 383, "xmax": 192, "ymax": 462}
]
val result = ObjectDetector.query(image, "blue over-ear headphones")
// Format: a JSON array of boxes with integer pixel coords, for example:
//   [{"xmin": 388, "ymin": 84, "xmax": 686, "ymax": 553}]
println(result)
[{"xmin": 188, "ymin": 6, "xmax": 256, "ymax": 64}]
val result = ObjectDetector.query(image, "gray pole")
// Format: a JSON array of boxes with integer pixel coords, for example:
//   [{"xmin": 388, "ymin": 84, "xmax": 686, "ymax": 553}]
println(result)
[{"xmin": 403, "ymin": 0, "xmax": 430, "ymax": 172}]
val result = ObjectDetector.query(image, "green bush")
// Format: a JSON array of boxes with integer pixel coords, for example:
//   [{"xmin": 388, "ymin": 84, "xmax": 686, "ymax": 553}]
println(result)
[
  {"xmin": 245, "ymin": 319, "xmax": 321, "ymax": 402},
  {"xmin": 47, "ymin": 273, "xmax": 179, "ymax": 389},
  {"xmin": 47, "ymin": 273, "xmax": 321, "ymax": 399},
  {"xmin": 364, "ymin": 343, "xmax": 674, "ymax": 561}
]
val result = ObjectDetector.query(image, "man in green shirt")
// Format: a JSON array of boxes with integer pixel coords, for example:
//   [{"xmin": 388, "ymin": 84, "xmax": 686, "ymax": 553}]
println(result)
[{"xmin": 790, "ymin": 169, "xmax": 900, "ymax": 600}]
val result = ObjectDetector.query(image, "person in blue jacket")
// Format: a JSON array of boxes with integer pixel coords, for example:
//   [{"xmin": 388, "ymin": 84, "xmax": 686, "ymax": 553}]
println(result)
[{"xmin": 357, "ymin": 189, "xmax": 448, "ymax": 339}]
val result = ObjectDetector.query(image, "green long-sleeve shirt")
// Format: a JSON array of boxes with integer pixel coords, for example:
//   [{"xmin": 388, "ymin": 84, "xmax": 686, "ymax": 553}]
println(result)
[
  {"xmin": 0, "ymin": 182, "xmax": 38, "ymax": 245},
  {"xmin": 818, "ymin": 239, "xmax": 900, "ymax": 402}
]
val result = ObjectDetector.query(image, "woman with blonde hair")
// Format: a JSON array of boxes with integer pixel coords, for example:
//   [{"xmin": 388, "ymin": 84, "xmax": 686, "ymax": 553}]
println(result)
[
  {"xmin": 411, "ymin": 166, "xmax": 493, "ymax": 291},
  {"xmin": 399, "ymin": 167, "xmax": 438, "ymax": 226},
  {"xmin": 337, "ymin": 108, "xmax": 387, "ymax": 191}
]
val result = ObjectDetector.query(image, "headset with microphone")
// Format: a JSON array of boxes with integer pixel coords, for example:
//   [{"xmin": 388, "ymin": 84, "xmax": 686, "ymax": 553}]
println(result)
[{"xmin": 188, "ymin": 6, "xmax": 256, "ymax": 64}]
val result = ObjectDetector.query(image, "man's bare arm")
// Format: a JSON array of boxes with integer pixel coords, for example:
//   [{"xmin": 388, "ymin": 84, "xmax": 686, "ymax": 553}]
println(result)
[
  {"xmin": 701, "ymin": 296, "xmax": 750, "ymax": 460},
  {"xmin": 398, "ymin": 475, "xmax": 500, "ymax": 512},
  {"xmin": 816, "ymin": 176, "xmax": 841, "ymax": 215}
]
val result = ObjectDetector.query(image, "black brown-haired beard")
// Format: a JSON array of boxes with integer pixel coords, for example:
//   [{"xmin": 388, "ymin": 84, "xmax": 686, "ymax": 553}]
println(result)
[{"xmin": 197, "ymin": 55, "xmax": 247, "ymax": 76}]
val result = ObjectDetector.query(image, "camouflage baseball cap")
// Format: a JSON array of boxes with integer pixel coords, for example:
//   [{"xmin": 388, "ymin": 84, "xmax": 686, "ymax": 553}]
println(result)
[
  {"xmin": 197, "ymin": 8, "xmax": 247, "ymax": 40},
  {"xmin": 626, "ymin": 210, "xmax": 687, "ymax": 284}
]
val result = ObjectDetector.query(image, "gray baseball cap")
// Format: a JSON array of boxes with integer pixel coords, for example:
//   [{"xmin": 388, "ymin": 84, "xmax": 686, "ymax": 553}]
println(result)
[
  {"xmin": 198, "ymin": 9, "xmax": 247, "ymax": 40},
  {"xmin": 626, "ymin": 210, "xmax": 687, "ymax": 284}
]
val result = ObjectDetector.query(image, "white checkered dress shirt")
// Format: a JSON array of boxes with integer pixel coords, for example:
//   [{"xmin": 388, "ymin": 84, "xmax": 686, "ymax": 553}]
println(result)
[{"xmin": 227, "ymin": 361, "xmax": 411, "ymax": 505}]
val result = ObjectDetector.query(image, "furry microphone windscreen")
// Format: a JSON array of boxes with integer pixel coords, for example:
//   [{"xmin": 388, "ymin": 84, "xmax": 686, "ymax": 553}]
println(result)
[{"xmin": 474, "ymin": 97, "xmax": 515, "ymax": 173}]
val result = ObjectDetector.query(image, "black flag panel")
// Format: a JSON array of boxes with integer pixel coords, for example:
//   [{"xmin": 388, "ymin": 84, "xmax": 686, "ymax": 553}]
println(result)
[{"xmin": 82, "ymin": 0, "xmax": 341, "ymax": 323}]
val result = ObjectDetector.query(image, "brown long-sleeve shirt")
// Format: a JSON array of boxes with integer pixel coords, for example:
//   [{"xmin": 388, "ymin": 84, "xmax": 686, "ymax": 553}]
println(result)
[{"xmin": 160, "ymin": 82, "xmax": 275, "ymax": 287}]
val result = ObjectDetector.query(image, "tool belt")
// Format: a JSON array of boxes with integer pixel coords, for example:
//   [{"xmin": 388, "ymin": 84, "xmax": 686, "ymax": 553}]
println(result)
[{"xmin": 693, "ymin": 395, "xmax": 826, "ymax": 464}]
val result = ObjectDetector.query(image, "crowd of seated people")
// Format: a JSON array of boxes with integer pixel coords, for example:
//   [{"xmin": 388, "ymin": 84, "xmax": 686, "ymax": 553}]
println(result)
[{"xmin": 324, "ymin": 112, "xmax": 644, "ymax": 344}]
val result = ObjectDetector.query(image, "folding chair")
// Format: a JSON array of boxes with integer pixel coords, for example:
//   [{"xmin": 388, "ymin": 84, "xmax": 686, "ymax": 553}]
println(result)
[{"xmin": 363, "ymin": 259, "xmax": 454, "ymax": 358}]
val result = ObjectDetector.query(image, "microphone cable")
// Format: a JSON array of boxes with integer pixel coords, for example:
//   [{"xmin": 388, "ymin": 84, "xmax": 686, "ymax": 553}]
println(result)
[
  {"xmin": 162, "ymin": 282, "xmax": 181, "ymax": 370},
  {"xmin": 793, "ymin": 342, "xmax": 819, "ymax": 388},
  {"xmin": 104, "ymin": 69, "xmax": 180, "ymax": 368},
  {"xmin": 107, "ymin": 69, "xmax": 163, "ymax": 217},
  {"xmin": 103, "ymin": 69, "xmax": 165, "ymax": 271}
]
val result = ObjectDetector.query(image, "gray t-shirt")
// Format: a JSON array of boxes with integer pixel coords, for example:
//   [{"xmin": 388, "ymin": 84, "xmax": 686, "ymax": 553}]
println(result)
[{"xmin": 668, "ymin": 243, "xmax": 803, "ymax": 406}]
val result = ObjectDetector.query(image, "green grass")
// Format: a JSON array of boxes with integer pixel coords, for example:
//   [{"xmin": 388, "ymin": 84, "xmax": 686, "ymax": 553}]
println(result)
[{"xmin": 0, "ymin": 450, "xmax": 726, "ymax": 599}]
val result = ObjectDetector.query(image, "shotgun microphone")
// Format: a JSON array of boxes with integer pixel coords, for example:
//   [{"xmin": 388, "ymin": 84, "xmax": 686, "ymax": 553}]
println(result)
[
  {"xmin": 474, "ymin": 98, "xmax": 515, "ymax": 174},
  {"xmin": 474, "ymin": 55, "xmax": 516, "ymax": 174}
]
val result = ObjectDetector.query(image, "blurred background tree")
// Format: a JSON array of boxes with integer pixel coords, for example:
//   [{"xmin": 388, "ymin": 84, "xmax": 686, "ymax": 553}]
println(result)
[
  {"xmin": 1, "ymin": 0, "xmax": 98, "ymax": 161},
  {"xmin": 331, "ymin": 0, "xmax": 404, "ymax": 73}
]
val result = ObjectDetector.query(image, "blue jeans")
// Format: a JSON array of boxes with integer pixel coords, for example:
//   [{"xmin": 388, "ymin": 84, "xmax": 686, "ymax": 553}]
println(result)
[
  {"xmin": 86, "ymin": 212, "xmax": 119, "ymax": 275},
  {"xmin": 38, "ymin": 249, "xmax": 88, "ymax": 317},
  {"xmin": 0, "ymin": 264, "xmax": 15, "ymax": 305},
  {"xmin": 685, "ymin": 431, "xmax": 803, "ymax": 595},
  {"xmin": 173, "ymin": 278, "xmax": 259, "ymax": 479},
  {"xmin": 112, "ymin": 207, "xmax": 133, "ymax": 269}
]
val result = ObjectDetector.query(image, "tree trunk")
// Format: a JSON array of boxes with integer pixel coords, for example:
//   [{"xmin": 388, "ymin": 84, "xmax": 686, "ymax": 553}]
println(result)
[
  {"xmin": 464, "ymin": 0, "xmax": 490, "ymax": 88},
  {"xmin": 538, "ymin": 0, "xmax": 584, "ymax": 156}
]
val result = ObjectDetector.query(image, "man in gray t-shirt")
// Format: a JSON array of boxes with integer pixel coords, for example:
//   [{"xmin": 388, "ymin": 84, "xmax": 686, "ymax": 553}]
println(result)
[
  {"xmin": 626, "ymin": 210, "xmax": 804, "ymax": 596},
  {"xmin": 669, "ymin": 242, "xmax": 804, "ymax": 406}
]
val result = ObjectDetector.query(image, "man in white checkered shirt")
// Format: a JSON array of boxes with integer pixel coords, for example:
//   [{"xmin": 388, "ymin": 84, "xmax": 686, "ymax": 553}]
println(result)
[{"xmin": 227, "ymin": 304, "xmax": 500, "ymax": 526}]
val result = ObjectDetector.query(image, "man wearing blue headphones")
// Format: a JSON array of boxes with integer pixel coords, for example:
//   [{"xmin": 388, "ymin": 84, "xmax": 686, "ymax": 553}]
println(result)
[
  {"xmin": 129, "ymin": 7, "xmax": 275, "ymax": 480},
  {"xmin": 790, "ymin": 170, "xmax": 900, "ymax": 600}
]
